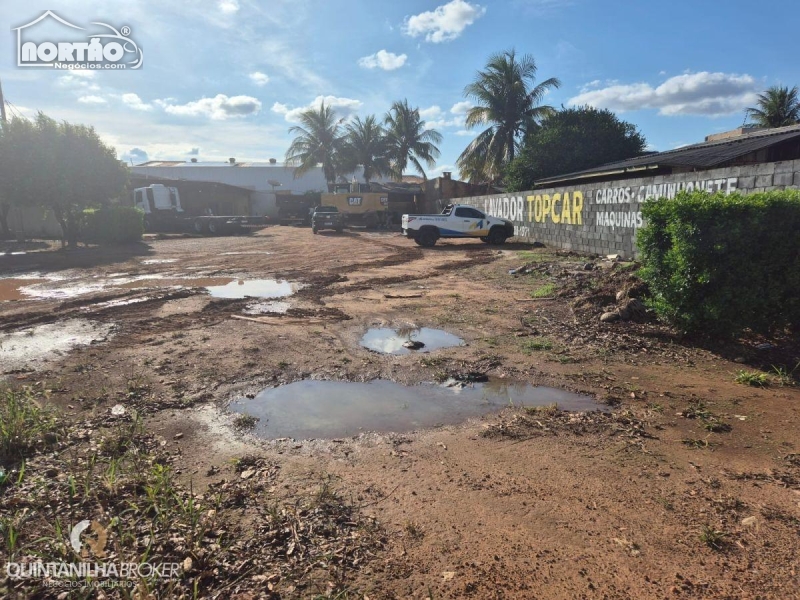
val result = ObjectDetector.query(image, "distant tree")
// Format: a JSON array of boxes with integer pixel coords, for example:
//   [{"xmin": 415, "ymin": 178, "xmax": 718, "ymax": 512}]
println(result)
[
  {"xmin": 746, "ymin": 85, "xmax": 800, "ymax": 128},
  {"xmin": 285, "ymin": 102, "xmax": 344, "ymax": 189},
  {"xmin": 341, "ymin": 115, "xmax": 391, "ymax": 183},
  {"xmin": 457, "ymin": 49, "xmax": 560, "ymax": 184},
  {"xmin": 504, "ymin": 106, "xmax": 647, "ymax": 192},
  {"xmin": 384, "ymin": 100, "xmax": 442, "ymax": 180},
  {"xmin": 0, "ymin": 113, "xmax": 128, "ymax": 247}
]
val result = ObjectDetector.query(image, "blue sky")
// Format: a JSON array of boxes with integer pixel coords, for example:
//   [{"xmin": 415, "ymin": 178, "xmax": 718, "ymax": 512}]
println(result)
[{"xmin": 2, "ymin": 0, "xmax": 798, "ymax": 176}]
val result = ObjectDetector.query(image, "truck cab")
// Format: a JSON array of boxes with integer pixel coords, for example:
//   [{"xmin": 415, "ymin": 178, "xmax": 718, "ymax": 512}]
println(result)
[{"xmin": 133, "ymin": 184, "xmax": 183, "ymax": 215}]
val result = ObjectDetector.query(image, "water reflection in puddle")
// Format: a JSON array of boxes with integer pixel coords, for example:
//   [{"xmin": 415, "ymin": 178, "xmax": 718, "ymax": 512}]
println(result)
[
  {"xmin": 244, "ymin": 301, "xmax": 291, "ymax": 314},
  {"xmin": 229, "ymin": 379, "xmax": 600, "ymax": 439},
  {"xmin": 360, "ymin": 327, "xmax": 464, "ymax": 354},
  {"xmin": 206, "ymin": 279, "xmax": 296, "ymax": 299}
]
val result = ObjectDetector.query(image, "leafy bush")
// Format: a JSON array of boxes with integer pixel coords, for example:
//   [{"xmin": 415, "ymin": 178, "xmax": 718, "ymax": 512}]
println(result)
[
  {"xmin": 82, "ymin": 205, "xmax": 144, "ymax": 244},
  {"xmin": 637, "ymin": 189, "xmax": 800, "ymax": 337}
]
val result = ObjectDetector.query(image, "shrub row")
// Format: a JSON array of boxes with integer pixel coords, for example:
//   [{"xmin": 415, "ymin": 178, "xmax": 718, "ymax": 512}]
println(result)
[
  {"xmin": 82, "ymin": 206, "xmax": 144, "ymax": 245},
  {"xmin": 637, "ymin": 189, "xmax": 800, "ymax": 337}
]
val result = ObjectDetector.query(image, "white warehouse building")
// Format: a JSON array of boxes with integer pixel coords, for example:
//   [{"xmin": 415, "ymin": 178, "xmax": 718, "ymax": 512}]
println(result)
[{"xmin": 130, "ymin": 159, "xmax": 383, "ymax": 218}]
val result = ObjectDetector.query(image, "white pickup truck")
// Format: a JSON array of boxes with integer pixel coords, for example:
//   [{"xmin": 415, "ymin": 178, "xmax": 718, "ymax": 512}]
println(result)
[{"xmin": 402, "ymin": 204, "xmax": 515, "ymax": 247}]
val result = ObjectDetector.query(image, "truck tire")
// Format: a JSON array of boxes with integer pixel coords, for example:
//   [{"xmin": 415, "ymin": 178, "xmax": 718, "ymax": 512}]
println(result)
[
  {"xmin": 480, "ymin": 236, "xmax": 490, "ymax": 243},
  {"xmin": 193, "ymin": 219, "xmax": 207, "ymax": 234},
  {"xmin": 336, "ymin": 226, "xmax": 344, "ymax": 233},
  {"xmin": 312, "ymin": 226, "xmax": 318, "ymax": 234},
  {"xmin": 143, "ymin": 217, "xmax": 152, "ymax": 233},
  {"xmin": 488, "ymin": 226, "xmax": 507, "ymax": 245},
  {"xmin": 415, "ymin": 228, "xmax": 438, "ymax": 247},
  {"xmin": 207, "ymin": 220, "xmax": 222, "ymax": 235}
]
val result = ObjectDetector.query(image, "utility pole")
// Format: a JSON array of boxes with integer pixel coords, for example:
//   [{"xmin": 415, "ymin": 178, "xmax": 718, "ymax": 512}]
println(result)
[{"xmin": 0, "ymin": 76, "xmax": 7, "ymax": 122}]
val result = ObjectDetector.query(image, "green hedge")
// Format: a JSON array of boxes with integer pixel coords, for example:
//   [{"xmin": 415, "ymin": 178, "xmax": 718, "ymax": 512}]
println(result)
[
  {"xmin": 637, "ymin": 189, "xmax": 800, "ymax": 337},
  {"xmin": 82, "ymin": 206, "xmax": 144, "ymax": 244}
]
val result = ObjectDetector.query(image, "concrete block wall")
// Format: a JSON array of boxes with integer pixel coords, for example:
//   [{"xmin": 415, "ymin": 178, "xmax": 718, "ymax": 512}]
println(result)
[{"xmin": 455, "ymin": 159, "xmax": 800, "ymax": 259}]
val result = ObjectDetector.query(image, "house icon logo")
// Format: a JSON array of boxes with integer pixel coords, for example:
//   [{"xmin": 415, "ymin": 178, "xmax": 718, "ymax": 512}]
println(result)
[{"xmin": 13, "ymin": 10, "xmax": 143, "ymax": 70}]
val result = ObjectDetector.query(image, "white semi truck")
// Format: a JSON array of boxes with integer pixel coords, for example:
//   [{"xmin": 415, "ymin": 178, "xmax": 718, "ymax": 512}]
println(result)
[{"xmin": 133, "ymin": 184, "xmax": 268, "ymax": 235}]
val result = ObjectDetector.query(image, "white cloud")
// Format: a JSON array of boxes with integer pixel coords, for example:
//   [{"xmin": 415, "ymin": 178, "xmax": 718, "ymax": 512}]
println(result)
[
  {"xmin": 450, "ymin": 101, "xmax": 473, "ymax": 114},
  {"xmin": 121, "ymin": 148, "xmax": 149, "ymax": 164},
  {"xmin": 568, "ymin": 71, "xmax": 759, "ymax": 117},
  {"xmin": 454, "ymin": 130, "xmax": 475, "ymax": 136},
  {"xmin": 249, "ymin": 71, "xmax": 270, "ymax": 86},
  {"xmin": 219, "ymin": 0, "xmax": 239, "ymax": 14},
  {"xmin": 358, "ymin": 50, "xmax": 408, "ymax": 71},
  {"xmin": 58, "ymin": 72, "xmax": 100, "ymax": 91},
  {"xmin": 160, "ymin": 94, "xmax": 262, "ymax": 120},
  {"xmin": 421, "ymin": 105, "xmax": 465, "ymax": 129},
  {"xmin": 271, "ymin": 95, "xmax": 363, "ymax": 123},
  {"xmin": 403, "ymin": 0, "xmax": 486, "ymax": 43},
  {"xmin": 419, "ymin": 105, "xmax": 444, "ymax": 120},
  {"xmin": 78, "ymin": 95, "xmax": 107, "ymax": 105},
  {"xmin": 122, "ymin": 93, "xmax": 153, "ymax": 112}
]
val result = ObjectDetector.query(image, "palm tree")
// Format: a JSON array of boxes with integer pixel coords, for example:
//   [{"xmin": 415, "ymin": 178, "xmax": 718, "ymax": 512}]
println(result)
[
  {"xmin": 285, "ymin": 102, "xmax": 344, "ymax": 188},
  {"xmin": 746, "ymin": 85, "xmax": 800, "ymax": 128},
  {"xmin": 341, "ymin": 115, "xmax": 391, "ymax": 183},
  {"xmin": 457, "ymin": 49, "xmax": 560, "ymax": 183},
  {"xmin": 384, "ymin": 100, "xmax": 442, "ymax": 180}
]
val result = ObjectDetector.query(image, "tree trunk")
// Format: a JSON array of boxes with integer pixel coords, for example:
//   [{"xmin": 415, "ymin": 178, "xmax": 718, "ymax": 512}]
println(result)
[
  {"xmin": 52, "ymin": 205, "xmax": 69, "ymax": 249},
  {"xmin": 0, "ymin": 202, "xmax": 10, "ymax": 239}
]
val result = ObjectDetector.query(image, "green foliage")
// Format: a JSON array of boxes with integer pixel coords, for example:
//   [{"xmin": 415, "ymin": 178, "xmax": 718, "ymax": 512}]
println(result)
[
  {"xmin": 746, "ymin": 85, "xmax": 800, "ymax": 128},
  {"xmin": 504, "ymin": 106, "xmax": 646, "ymax": 191},
  {"xmin": 340, "ymin": 115, "xmax": 391, "ymax": 183},
  {"xmin": 637, "ymin": 190, "xmax": 800, "ymax": 337},
  {"xmin": 0, "ymin": 387, "xmax": 61, "ymax": 462},
  {"xmin": 0, "ymin": 113, "xmax": 129, "ymax": 247},
  {"xmin": 384, "ymin": 99, "xmax": 442, "ymax": 180},
  {"xmin": 734, "ymin": 370, "xmax": 769, "ymax": 387},
  {"xmin": 285, "ymin": 102, "xmax": 345, "ymax": 186},
  {"xmin": 457, "ymin": 49, "xmax": 560, "ymax": 184},
  {"xmin": 82, "ymin": 206, "xmax": 144, "ymax": 244}
]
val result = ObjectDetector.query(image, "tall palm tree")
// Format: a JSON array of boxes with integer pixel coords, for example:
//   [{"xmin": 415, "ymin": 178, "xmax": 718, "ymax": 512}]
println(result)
[
  {"xmin": 457, "ymin": 49, "xmax": 560, "ymax": 183},
  {"xmin": 384, "ymin": 100, "xmax": 442, "ymax": 180},
  {"xmin": 341, "ymin": 115, "xmax": 391, "ymax": 183},
  {"xmin": 746, "ymin": 85, "xmax": 800, "ymax": 128},
  {"xmin": 285, "ymin": 102, "xmax": 344, "ymax": 188}
]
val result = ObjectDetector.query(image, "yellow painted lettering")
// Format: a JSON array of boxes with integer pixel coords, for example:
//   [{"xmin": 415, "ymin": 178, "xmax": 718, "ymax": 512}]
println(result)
[
  {"xmin": 527, "ymin": 195, "xmax": 535, "ymax": 221},
  {"xmin": 552, "ymin": 193, "xmax": 561, "ymax": 224},
  {"xmin": 572, "ymin": 191, "xmax": 584, "ymax": 225},
  {"xmin": 534, "ymin": 195, "xmax": 542, "ymax": 222},
  {"xmin": 561, "ymin": 192, "xmax": 572, "ymax": 224},
  {"xmin": 542, "ymin": 194, "xmax": 551, "ymax": 222}
]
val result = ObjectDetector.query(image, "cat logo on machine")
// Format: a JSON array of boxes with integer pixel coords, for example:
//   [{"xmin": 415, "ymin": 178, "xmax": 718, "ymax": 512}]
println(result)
[{"xmin": 347, "ymin": 196, "xmax": 362, "ymax": 206}]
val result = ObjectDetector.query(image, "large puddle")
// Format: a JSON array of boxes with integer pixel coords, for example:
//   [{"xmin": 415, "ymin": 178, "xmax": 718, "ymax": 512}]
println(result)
[
  {"xmin": 360, "ymin": 327, "xmax": 464, "ymax": 354},
  {"xmin": 228, "ymin": 379, "xmax": 600, "ymax": 439},
  {"xmin": 1, "ymin": 275, "xmax": 298, "ymax": 302},
  {"xmin": 0, "ymin": 319, "xmax": 114, "ymax": 373}
]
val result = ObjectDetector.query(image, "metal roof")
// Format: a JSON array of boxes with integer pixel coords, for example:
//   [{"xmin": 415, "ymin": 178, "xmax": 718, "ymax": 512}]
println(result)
[{"xmin": 536, "ymin": 124, "xmax": 800, "ymax": 185}]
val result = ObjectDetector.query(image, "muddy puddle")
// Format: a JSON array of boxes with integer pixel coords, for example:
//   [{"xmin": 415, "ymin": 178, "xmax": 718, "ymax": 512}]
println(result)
[
  {"xmin": 244, "ymin": 301, "xmax": 291, "ymax": 315},
  {"xmin": 229, "ymin": 379, "xmax": 600, "ymax": 439},
  {"xmin": 0, "ymin": 319, "xmax": 114, "ymax": 373},
  {"xmin": 205, "ymin": 279, "xmax": 296, "ymax": 299},
  {"xmin": 0, "ymin": 278, "xmax": 48, "ymax": 301},
  {"xmin": 360, "ymin": 327, "xmax": 464, "ymax": 354},
  {"xmin": 7, "ymin": 275, "xmax": 299, "ymax": 302}
]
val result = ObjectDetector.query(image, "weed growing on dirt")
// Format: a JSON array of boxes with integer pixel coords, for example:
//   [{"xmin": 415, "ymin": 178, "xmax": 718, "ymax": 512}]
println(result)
[
  {"xmin": 521, "ymin": 337, "xmax": 554, "ymax": 352},
  {"xmin": 699, "ymin": 524, "xmax": 728, "ymax": 550},
  {"xmin": 525, "ymin": 403, "xmax": 559, "ymax": 417},
  {"xmin": 404, "ymin": 521, "xmax": 424, "ymax": 540},
  {"xmin": 0, "ymin": 387, "xmax": 61, "ymax": 462},
  {"xmin": 233, "ymin": 414, "xmax": 259, "ymax": 429},
  {"xmin": 771, "ymin": 363, "xmax": 798, "ymax": 386},
  {"xmin": 682, "ymin": 437, "xmax": 715, "ymax": 450},
  {"xmin": 531, "ymin": 283, "xmax": 557, "ymax": 298},
  {"xmin": 734, "ymin": 370, "xmax": 769, "ymax": 387}
]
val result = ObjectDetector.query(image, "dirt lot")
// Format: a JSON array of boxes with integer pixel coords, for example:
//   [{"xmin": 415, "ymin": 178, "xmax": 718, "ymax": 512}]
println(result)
[{"xmin": 1, "ymin": 227, "xmax": 799, "ymax": 599}]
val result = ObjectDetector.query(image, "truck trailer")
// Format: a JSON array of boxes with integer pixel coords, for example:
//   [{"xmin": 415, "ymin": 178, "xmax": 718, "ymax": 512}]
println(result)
[{"xmin": 133, "ymin": 184, "xmax": 268, "ymax": 235}]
